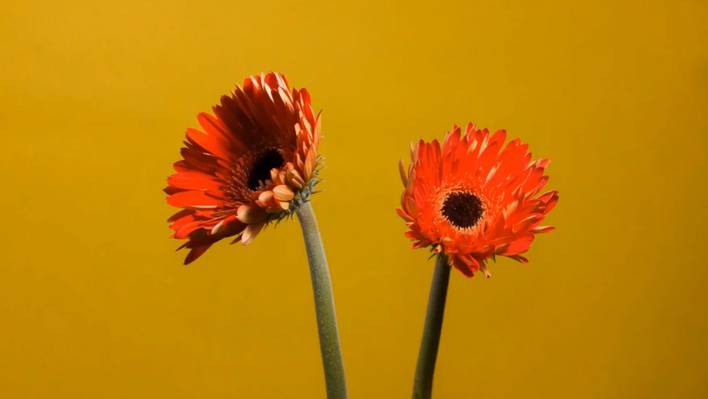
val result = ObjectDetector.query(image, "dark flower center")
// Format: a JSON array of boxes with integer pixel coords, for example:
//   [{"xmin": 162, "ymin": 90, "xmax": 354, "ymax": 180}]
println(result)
[
  {"xmin": 441, "ymin": 191, "xmax": 484, "ymax": 229},
  {"xmin": 248, "ymin": 149, "xmax": 285, "ymax": 190}
]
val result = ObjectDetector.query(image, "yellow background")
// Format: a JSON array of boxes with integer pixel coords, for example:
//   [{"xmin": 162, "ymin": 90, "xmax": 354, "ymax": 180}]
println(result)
[{"xmin": 2, "ymin": 0, "xmax": 707, "ymax": 397}]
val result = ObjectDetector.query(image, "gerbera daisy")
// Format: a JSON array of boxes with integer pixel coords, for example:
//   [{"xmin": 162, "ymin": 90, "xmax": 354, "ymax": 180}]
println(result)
[
  {"xmin": 165, "ymin": 72, "xmax": 321, "ymax": 264},
  {"xmin": 403, "ymin": 123, "xmax": 558, "ymax": 399},
  {"xmin": 398, "ymin": 123, "xmax": 558, "ymax": 277},
  {"xmin": 164, "ymin": 73, "xmax": 347, "ymax": 398}
]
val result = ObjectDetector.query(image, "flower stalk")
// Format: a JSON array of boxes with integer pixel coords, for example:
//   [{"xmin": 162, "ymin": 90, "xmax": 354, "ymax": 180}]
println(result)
[
  {"xmin": 412, "ymin": 253, "xmax": 451, "ymax": 399},
  {"xmin": 296, "ymin": 201, "xmax": 348, "ymax": 399}
]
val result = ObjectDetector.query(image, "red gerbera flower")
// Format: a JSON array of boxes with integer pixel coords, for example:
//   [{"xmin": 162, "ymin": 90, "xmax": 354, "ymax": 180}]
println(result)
[
  {"xmin": 397, "ymin": 123, "xmax": 558, "ymax": 277},
  {"xmin": 165, "ymin": 72, "xmax": 321, "ymax": 264}
]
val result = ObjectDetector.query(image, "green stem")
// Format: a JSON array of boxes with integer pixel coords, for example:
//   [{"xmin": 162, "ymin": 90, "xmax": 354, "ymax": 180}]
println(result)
[
  {"xmin": 295, "ymin": 201, "xmax": 348, "ymax": 399},
  {"xmin": 412, "ymin": 253, "xmax": 451, "ymax": 399}
]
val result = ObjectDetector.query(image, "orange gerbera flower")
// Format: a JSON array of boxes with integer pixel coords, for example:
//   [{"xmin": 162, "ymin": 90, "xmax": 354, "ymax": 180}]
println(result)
[
  {"xmin": 165, "ymin": 72, "xmax": 321, "ymax": 264},
  {"xmin": 397, "ymin": 123, "xmax": 558, "ymax": 277}
]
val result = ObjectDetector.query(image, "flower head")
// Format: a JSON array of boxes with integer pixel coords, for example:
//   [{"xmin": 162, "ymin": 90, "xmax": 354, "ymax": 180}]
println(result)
[
  {"xmin": 165, "ymin": 72, "xmax": 321, "ymax": 264},
  {"xmin": 397, "ymin": 123, "xmax": 558, "ymax": 277}
]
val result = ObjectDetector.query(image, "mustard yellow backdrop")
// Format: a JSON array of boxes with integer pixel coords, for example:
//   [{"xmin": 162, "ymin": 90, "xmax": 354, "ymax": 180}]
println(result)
[{"xmin": 1, "ymin": 0, "xmax": 707, "ymax": 397}]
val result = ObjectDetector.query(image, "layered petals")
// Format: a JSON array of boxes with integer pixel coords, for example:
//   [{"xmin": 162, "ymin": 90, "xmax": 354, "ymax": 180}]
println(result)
[
  {"xmin": 397, "ymin": 123, "xmax": 558, "ymax": 277},
  {"xmin": 165, "ymin": 73, "xmax": 321, "ymax": 264}
]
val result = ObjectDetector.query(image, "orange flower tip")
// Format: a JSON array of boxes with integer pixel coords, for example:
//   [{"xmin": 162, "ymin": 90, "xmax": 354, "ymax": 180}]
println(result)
[
  {"xmin": 237, "ymin": 204, "xmax": 266, "ymax": 224},
  {"xmin": 241, "ymin": 223, "xmax": 264, "ymax": 245},
  {"xmin": 531, "ymin": 225, "xmax": 555, "ymax": 234},
  {"xmin": 396, "ymin": 208, "xmax": 412, "ymax": 222},
  {"xmin": 494, "ymin": 243, "xmax": 510, "ymax": 254},
  {"xmin": 288, "ymin": 176, "xmax": 305, "ymax": 189},
  {"xmin": 210, "ymin": 220, "xmax": 225, "ymax": 235},
  {"xmin": 398, "ymin": 159, "xmax": 408, "ymax": 186},
  {"xmin": 301, "ymin": 118, "xmax": 313, "ymax": 136},
  {"xmin": 314, "ymin": 115, "xmax": 322, "ymax": 135},
  {"xmin": 304, "ymin": 150, "xmax": 317, "ymax": 178},
  {"xmin": 535, "ymin": 158, "xmax": 551, "ymax": 168},
  {"xmin": 257, "ymin": 190, "xmax": 275, "ymax": 204},
  {"xmin": 513, "ymin": 214, "xmax": 543, "ymax": 233},
  {"xmin": 286, "ymin": 165, "xmax": 305, "ymax": 185},
  {"xmin": 510, "ymin": 255, "xmax": 529, "ymax": 263},
  {"xmin": 480, "ymin": 264, "xmax": 492, "ymax": 278},
  {"xmin": 269, "ymin": 168, "xmax": 279, "ymax": 181},
  {"xmin": 273, "ymin": 185, "xmax": 295, "ymax": 201},
  {"xmin": 278, "ymin": 201, "xmax": 290, "ymax": 211}
]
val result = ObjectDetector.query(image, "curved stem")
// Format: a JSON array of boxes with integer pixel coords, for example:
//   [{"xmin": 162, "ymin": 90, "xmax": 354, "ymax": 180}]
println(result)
[
  {"xmin": 296, "ymin": 201, "xmax": 348, "ymax": 399},
  {"xmin": 412, "ymin": 253, "xmax": 451, "ymax": 399}
]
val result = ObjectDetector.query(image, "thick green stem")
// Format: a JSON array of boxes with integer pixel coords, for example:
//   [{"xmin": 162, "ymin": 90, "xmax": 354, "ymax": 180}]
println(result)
[
  {"xmin": 412, "ymin": 254, "xmax": 451, "ymax": 399},
  {"xmin": 295, "ymin": 201, "xmax": 348, "ymax": 399}
]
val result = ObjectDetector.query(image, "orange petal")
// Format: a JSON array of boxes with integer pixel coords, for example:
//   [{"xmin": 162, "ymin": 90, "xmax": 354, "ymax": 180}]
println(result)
[
  {"xmin": 167, "ymin": 191, "xmax": 221, "ymax": 208},
  {"xmin": 531, "ymin": 225, "xmax": 555, "ymax": 233},
  {"xmin": 273, "ymin": 185, "xmax": 295, "ymax": 201},
  {"xmin": 258, "ymin": 190, "xmax": 275, "ymax": 204},
  {"xmin": 241, "ymin": 223, "xmax": 264, "ymax": 245},
  {"xmin": 286, "ymin": 168, "xmax": 305, "ymax": 189},
  {"xmin": 398, "ymin": 159, "xmax": 408, "ymax": 186},
  {"xmin": 236, "ymin": 204, "xmax": 266, "ymax": 224}
]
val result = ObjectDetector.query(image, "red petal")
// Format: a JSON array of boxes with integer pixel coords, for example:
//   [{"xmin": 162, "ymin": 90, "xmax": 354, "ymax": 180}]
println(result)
[
  {"xmin": 184, "ymin": 244, "xmax": 212, "ymax": 265},
  {"xmin": 502, "ymin": 234, "xmax": 535, "ymax": 255},
  {"xmin": 175, "ymin": 219, "xmax": 207, "ymax": 239},
  {"xmin": 167, "ymin": 191, "xmax": 222, "ymax": 208},
  {"xmin": 167, "ymin": 171, "xmax": 224, "ymax": 193}
]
